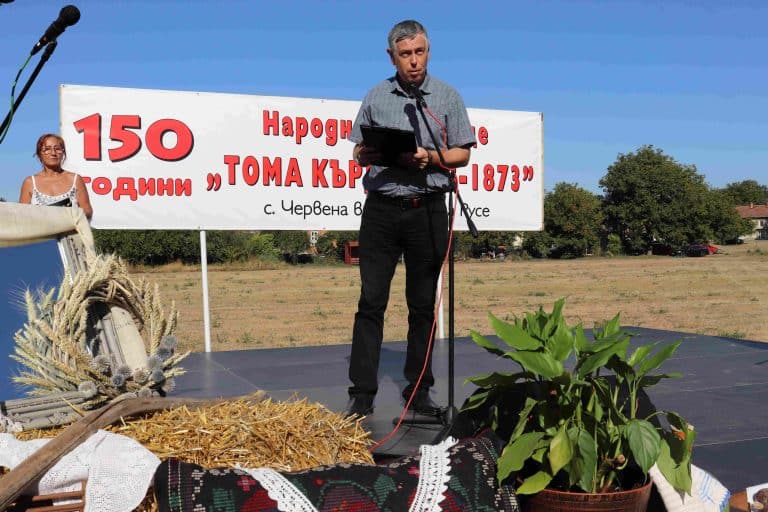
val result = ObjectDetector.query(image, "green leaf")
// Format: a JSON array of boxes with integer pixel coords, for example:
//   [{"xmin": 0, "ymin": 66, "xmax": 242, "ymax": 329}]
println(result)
[
  {"xmin": 656, "ymin": 438, "xmax": 692, "ymax": 493},
  {"xmin": 516, "ymin": 470, "xmax": 554, "ymax": 495},
  {"xmin": 587, "ymin": 331, "xmax": 629, "ymax": 354},
  {"xmin": 664, "ymin": 411, "xmax": 687, "ymax": 429},
  {"xmin": 497, "ymin": 432, "xmax": 545, "ymax": 482},
  {"xmin": 660, "ymin": 412, "xmax": 696, "ymax": 463},
  {"xmin": 601, "ymin": 312, "xmax": 622, "ymax": 337},
  {"xmin": 512, "ymin": 397, "xmax": 540, "ymax": 439},
  {"xmin": 524, "ymin": 312, "xmax": 542, "ymax": 338},
  {"xmin": 547, "ymin": 320, "xmax": 574, "ymax": 362},
  {"xmin": 569, "ymin": 428, "xmax": 598, "ymax": 492},
  {"xmin": 469, "ymin": 330, "xmax": 505, "ymax": 356},
  {"xmin": 624, "ymin": 419, "xmax": 661, "ymax": 474},
  {"xmin": 576, "ymin": 338, "xmax": 630, "ymax": 378},
  {"xmin": 532, "ymin": 445, "xmax": 547, "ymax": 463},
  {"xmin": 465, "ymin": 371, "xmax": 530, "ymax": 388},
  {"xmin": 506, "ymin": 351, "xmax": 564, "ymax": 379},
  {"xmin": 639, "ymin": 373, "xmax": 681, "ymax": 388},
  {"xmin": 543, "ymin": 298, "xmax": 566, "ymax": 336},
  {"xmin": 490, "ymin": 313, "xmax": 542, "ymax": 350},
  {"xmin": 458, "ymin": 389, "xmax": 489, "ymax": 412},
  {"xmin": 628, "ymin": 344, "xmax": 656, "ymax": 367},
  {"xmin": 548, "ymin": 426, "xmax": 573, "ymax": 475},
  {"xmin": 573, "ymin": 324, "xmax": 589, "ymax": 353},
  {"xmin": 638, "ymin": 341, "xmax": 681, "ymax": 376}
]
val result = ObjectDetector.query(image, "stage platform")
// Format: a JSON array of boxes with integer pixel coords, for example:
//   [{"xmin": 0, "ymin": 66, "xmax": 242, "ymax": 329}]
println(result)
[{"xmin": 173, "ymin": 327, "xmax": 768, "ymax": 494}]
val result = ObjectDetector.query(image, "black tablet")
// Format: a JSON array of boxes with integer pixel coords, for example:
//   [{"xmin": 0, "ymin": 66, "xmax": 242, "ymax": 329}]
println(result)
[
  {"xmin": 360, "ymin": 124, "xmax": 417, "ymax": 166},
  {"xmin": 49, "ymin": 197, "xmax": 72, "ymax": 207}
]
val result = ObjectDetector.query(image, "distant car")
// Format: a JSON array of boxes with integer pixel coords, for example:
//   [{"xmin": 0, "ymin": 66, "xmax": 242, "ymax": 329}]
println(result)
[
  {"xmin": 684, "ymin": 244, "xmax": 709, "ymax": 257},
  {"xmin": 651, "ymin": 243, "xmax": 675, "ymax": 256},
  {"xmin": 724, "ymin": 237, "xmax": 745, "ymax": 245}
]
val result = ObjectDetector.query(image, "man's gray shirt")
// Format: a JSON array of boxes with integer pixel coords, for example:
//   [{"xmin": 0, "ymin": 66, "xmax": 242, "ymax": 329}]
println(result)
[{"xmin": 350, "ymin": 74, "xmax": 476, "ymax": 197}]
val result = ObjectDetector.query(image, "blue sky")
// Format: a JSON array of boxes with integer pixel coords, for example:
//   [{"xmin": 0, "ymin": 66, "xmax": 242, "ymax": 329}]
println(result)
[{"xmin": 0, "ymin": 0, "xmax": 766, "ymax": 202}]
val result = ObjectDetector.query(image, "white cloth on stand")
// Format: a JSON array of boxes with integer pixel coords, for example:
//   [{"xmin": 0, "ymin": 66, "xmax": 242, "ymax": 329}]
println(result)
[
  {"xmin": 0, "ymin": 430, "xmax": 160, "ymax": 512},
  {"xmin": 650, "ymin": 463, "xmax": 730, "ymax": 512},
  {"xmin": 0, "ymin": 202, "xmax": 94, "ymax": 258}
]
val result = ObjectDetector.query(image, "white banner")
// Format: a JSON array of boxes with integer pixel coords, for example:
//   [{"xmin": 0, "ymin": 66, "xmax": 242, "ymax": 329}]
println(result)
[{"xmin": 60, "ymin": 84, "xmax": 543, "ymax": 231}]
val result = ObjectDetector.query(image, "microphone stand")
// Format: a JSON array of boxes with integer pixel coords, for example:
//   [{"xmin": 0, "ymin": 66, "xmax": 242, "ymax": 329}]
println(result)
[
  {"xmin": 400, "ymin": 89, "xmax": 478, "ymax": 442},
  {"xmin": 0, "ymin": 41, "xmax": 58, "ymax": 144}
]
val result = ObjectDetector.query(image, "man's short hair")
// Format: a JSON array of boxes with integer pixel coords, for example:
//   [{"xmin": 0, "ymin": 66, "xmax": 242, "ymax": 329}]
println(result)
[{"xmin": 388, "ymin": 20, "xmax": 429, "ymax": 53}]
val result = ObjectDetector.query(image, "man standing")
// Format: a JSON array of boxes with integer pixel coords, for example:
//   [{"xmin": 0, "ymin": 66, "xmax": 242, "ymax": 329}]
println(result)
[{"xmin": 345, "ymin": 20, "xmax": 476, "ymax": 417}]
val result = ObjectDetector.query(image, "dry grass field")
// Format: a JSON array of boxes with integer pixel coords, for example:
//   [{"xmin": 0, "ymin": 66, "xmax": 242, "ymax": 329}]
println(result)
[{"xmin": 133, "ymin": 240, "xmax": 768, "ymax": 354}]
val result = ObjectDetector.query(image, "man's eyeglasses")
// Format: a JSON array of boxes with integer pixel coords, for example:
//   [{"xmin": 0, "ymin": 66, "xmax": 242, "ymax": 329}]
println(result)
[{"xmin": 41, "ymin": 147, "xmax": 64, "ymax": 154}]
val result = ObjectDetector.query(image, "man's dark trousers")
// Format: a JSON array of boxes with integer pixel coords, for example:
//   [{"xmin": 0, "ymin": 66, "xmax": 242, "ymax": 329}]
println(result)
[{"xmin": 349, "ymin": 192, "xmax": 448, "ymax": 400}]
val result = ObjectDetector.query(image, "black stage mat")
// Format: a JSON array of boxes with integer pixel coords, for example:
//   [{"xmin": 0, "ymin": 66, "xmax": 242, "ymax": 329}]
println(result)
[{"xmin": 173, "ymin": 327, "xmax": 768, "ymax": 493}]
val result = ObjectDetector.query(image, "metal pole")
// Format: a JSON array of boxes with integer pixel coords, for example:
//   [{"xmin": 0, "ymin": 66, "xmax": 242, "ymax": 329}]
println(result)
[{"xmin": 200, "ymin": 230, "xmax": 212, "ymax": 352}]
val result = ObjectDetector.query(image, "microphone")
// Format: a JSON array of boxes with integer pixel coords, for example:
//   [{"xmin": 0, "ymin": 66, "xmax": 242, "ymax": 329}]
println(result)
[
  {"xmin": 409, "ymin": 83, "xmax": 426, "ymax": 107},
  {"xmin": 30, "ymin": 5, "xmax": 80, "ymax": 55}
]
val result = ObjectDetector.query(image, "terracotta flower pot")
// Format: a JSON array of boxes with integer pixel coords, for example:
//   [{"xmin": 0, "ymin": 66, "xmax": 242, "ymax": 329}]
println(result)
[{"xmin": 521, "ymin": 480, "xmax": 652, "ymax": 512}]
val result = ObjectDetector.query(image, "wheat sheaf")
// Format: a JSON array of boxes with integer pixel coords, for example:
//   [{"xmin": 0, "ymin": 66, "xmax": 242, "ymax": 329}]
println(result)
[{"xmin": 11, "ymin": 253, "xmax": 188, "ymax": 408}]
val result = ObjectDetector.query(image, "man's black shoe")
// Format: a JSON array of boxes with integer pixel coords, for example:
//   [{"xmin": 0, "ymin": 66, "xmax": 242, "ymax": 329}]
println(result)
[
  {"xmin": 344, "ymin": 395, "xmax": 374, "ymax": 418},
  {"xmin": 410, "ymin": 389, "xmax": 442, "ymax": 417}
]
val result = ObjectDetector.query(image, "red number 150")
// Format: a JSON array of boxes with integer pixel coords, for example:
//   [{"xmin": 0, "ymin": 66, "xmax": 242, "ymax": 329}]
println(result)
[{"xmin": 73, "ymin": 113, "xmax": 194, "ymax": 162}]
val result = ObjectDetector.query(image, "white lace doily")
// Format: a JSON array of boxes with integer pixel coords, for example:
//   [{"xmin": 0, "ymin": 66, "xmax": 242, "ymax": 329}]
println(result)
[
  {"xmin": 244, "ymin": 467, "xmax": 318, "ymax": 512},
  {"xmin": 410, "ymin": 436, "xmax": 456, "ymax": 512},
  {"xmin": 0, "ymin": 430, "xmax": 160, "ymax": 512},
  {"xmin": 0, "ymin": 411, "xmax": 22, "ymax": 433}
]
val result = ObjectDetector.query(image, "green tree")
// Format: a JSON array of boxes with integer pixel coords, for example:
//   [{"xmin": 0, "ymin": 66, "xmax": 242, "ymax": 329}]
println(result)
[
  {"xmin": 94, "ymin": 230, "xmax": 199, "ymax": 265},
  {"xmin": 542, "ymin": 183, "xmax": 602, "ymax": 258},
  {"xmin": 718, "ymin": 179, "xmax": 768, "ymax": 206},
  {"xmin": 268, "ymin": 231, "xmax": 310, "ymax": 263},
  {"xmin": 316, "ymin": 231, "xmax": 358, "ymax": 261},
  {"xmin": 454, "ymin": 231, "xmax": 520, "ymax": 259},
  {"xmin": 600, "ymin": 145, "xmax": 714, "ymax": 254},
  {"xmin": 93, "ymin": 230, "xmax": 281, "ymax": 265},
  {"xmin": 703, "ymin": 190, "xmax": 753, "ymax": 243},
  {"xmin": 521, "ymin": 231, "xmax": 554, "ymax": 258},
  {"xmin": 206, "ymin": 231, "xmax": 279, "ymax": 262}
]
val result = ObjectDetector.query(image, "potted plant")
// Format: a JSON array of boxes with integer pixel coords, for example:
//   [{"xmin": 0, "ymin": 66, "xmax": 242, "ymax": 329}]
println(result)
[{"xmin": 462, "ymin": 299, "xmax": 694, "ymax": 511}]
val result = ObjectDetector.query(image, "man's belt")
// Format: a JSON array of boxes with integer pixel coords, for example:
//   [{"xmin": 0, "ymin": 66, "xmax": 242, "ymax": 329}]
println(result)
[{"xmin": 369, "ymin": 191, "xmax": 444, "ymax": 210}]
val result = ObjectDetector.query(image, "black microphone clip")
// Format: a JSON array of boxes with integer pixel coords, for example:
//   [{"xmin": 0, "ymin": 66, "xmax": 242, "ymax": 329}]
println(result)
[
  {"xmin": 31, "ymin": 5, "xmax": 80, "ymax": 56},
  {"xmin": 407, "ymin": 82, "xmax": 426, "ymax": 107}
]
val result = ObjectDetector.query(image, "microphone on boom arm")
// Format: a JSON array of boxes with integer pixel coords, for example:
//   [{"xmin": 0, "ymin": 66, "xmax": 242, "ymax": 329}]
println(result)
[
  {"xmin": 406, "ymin": 81, "xmax": 426, "ymax": 107},
  {"xmin": 30, "ymin": 5, "xmax": 80, "ymax": 55}
]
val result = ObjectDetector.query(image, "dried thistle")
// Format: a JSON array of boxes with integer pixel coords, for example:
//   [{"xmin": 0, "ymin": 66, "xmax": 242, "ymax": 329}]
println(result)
[{"xmin": 78, "ymin": 380, "xmax": 98, "ymax": 398}]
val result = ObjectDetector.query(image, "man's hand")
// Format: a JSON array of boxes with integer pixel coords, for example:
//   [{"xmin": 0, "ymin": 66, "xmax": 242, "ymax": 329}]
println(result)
[
  {"xmin": 355, "ymin": 144, "xmax": 382, "ymax": 167},
  {"xmin": 397, "ymin": 146, "xmax": 430, "ymax": 171}
]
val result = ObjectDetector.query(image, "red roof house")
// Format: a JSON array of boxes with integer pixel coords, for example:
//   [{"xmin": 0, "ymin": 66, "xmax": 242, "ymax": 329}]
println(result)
[{"xmin": 735, "ymin": 203, "xmax": 768, "ymax": 240}]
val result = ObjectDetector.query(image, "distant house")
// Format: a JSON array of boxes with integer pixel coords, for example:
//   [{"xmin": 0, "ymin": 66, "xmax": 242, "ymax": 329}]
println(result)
[{"xmin": 735, "ymin": 203, "xmax": 768, "ymax": 240}]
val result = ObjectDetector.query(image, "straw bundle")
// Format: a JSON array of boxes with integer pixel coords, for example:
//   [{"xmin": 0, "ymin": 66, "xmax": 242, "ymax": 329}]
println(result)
[
  {"xmin": 9, "ymin": 396, "xmax": 374, "ymax": 511},
  {"xmin": 104, "ymin": 396, "xmax": 375, "ymax": 470}
]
